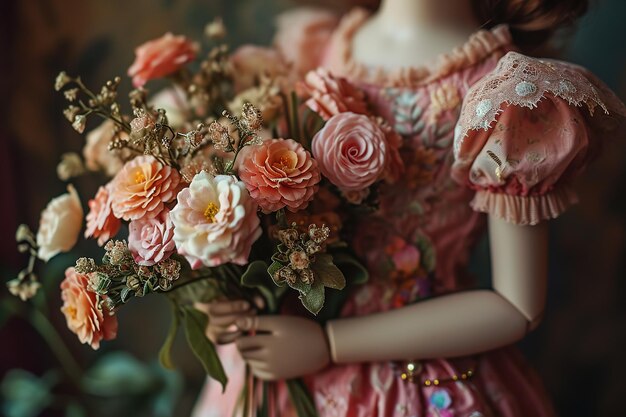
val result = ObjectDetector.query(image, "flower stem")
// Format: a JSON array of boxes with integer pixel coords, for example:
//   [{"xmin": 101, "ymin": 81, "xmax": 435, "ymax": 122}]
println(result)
[{"xmin": 29, "ymin": 308, "xmax": 83, "ymax": 387}]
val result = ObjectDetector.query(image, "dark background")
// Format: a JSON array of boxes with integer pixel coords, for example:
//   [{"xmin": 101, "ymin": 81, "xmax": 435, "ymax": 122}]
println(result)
[{"xmin": 1, "ymin": 0, "xmax": 625, "ymax": 416}]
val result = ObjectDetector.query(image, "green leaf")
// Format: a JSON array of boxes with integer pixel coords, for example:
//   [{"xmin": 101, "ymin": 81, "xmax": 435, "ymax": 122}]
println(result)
[
  {"xmin": 311, "ymin": 254, "xmax": 346, "ymax": 290},
  {"xmin": 267, "ymin": 261, "xmax": 285, "ymax": 287},
  {"xmin": 159, "ymin": 303, "xmax": 179, "ymax": 370},
  {"xmin": 120, "ymin": 287, "xmax": 132, "ymax": 303},
  {"xmin": 241, "ymin": 260, "xmax": 270, "ymax": 287},
  {"xmin": 332, "ymin": 252, "xmax": 369, "ymax": 285},
  {"xmin": 299, "ymin": 281, "xmax": 325, "ymax": 315},
  {"xmin": 289, "ymin": 277, "xmax": 312, "ymax": 295},
  {"xmin": 286, "ymin": 379, "xmax": 318, "ymax": 417},
  {"xmin": 182, "ymin": 307, "xmax": 227, "ymax": 391}
]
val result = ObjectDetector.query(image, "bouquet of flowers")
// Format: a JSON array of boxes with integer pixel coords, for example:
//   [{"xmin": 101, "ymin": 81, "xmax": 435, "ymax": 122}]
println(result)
[{"xmin": 8, "ymin": 17, "xmax": 404, "ymax": 416}]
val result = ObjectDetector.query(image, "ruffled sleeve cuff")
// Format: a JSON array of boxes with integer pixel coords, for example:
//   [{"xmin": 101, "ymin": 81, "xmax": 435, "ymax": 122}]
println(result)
[{"xmin": 471, "ymin": 187, "xmax": 579, "ymax": 226}]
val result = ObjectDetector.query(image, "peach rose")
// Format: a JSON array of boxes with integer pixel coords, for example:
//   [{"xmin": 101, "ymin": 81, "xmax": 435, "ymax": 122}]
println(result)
[
  {"xmin": 110, "ymin": 155, "xmax": 181, "ymax": 221},
  {"xmin": 36, "ymin": 185, "xmax": 83, "ymax": 262},
  {"xmin": 301, "ymin": 68, "xmax": 368, "ymax": 121},
  {"xmin": 128, "ymin": 33, "xmax": 198, "ymax": 88},
  {"xmin": 170, "ymin": 172, "xmax": 261, "ymax": 268},
  {"xmin": 239, "ymin": 139, "xmax": 321, "ymax": 213},
  {"xmin": 128, "ymin": 209, "xmax": 176, "ymax": 266},
  {"xmin": 85, "ymin": 186, "xmax": 121, "ymax": 246},
  {"xmin": 312, "ymin": 112, "xmax": 387, "ymax": 192},
  {"xmin": 230, "ymin": 45, "xmax": 286, "ymax": 92},
  {"xmin": 83, "ymin": 120, "xmax": 129, "ymax": 177},
  {"xmin": 60, "ymin": 267, "xmax": 118, "ymax": 350}
]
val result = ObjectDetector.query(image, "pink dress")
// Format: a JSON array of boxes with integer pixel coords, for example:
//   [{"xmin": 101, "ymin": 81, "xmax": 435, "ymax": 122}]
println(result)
[{"xmin": 194, "ymin": 8, "xmax": 626, "ymax": 417}]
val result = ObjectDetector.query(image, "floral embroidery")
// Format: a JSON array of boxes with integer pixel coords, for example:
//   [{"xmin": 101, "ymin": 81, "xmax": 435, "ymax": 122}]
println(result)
[
  {"xmin": 429, "ymin": 388, "xmax": 454, "ymax": 417},
  {"xmin": 429, "ymin": 83, "xmax": 461, "ymax": 122},
  {"xmin": 385, "ymin": 87, "xmax": 457, "ymax": 150}
]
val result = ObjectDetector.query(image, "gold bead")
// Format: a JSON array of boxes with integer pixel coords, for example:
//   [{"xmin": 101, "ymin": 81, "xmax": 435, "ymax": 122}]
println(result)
[
  {"xmin": 433, "ymin": 379, "xmax": 440, "ymax": 386},
  {"xmin": 424, "ymin": 380, "xmax": 431, "ymax": 386},
  {"xmin": 461, "ymin": 374, "xmax": 467, "ymax": 380},
  {"xmin": 452, "ymin": 375, "xmax": 459, "ymax": 381},
  {"xmin": 467, "ymin": 370, "xmax": 473, "ymax": 377},
  {"xmin": 401, "ymin": 373, "xmax": 407, "ymax": 380}
]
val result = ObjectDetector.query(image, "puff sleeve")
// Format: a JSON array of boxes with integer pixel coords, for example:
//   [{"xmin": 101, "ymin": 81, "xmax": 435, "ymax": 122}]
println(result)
[{"xmin": 451, "ymin": 52, "xmax": 626, "ymax": 225}]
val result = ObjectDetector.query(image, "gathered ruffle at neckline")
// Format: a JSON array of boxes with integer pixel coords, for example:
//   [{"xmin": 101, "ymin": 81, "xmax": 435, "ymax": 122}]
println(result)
[{"xmin": 323, "ymin": 8, "xmax": 514, "ymax": 88}]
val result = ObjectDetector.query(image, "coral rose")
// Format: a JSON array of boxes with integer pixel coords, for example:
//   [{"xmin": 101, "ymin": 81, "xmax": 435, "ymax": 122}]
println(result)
[
  {"xmin": 110, "ymin": 156, "xmax": 181, "ymax": 221},
  {"xmin": 37, "ymin": 185, "xmax": 83, "ymax": 262},
  {"xmin": 60, "ymin": 267, "xmax": 118, "ymax": 350},
  {"xmin": 312, "ymin": 112, "xmax": 388, "ymax": 192},
  {"xmin": 85, "ymin": 186, "xmax": 121, "ymax": 246},
  {"xmin": 83, "ymin": 120, "xmax": 129, "ymax": 177},
  {"xmin": 301, "ymin": 68, "xmax": 368, "ymax": 121},
  {"xmin": 128, "ymin": 209, "xmax": 176, "ymax": 266},
  {"xmin": 128, "ymin": 33, "xmax": 198, "ymax": 88},
  {"xmin": 170, "ymin": 172, "xmax": 261, "ymax": 268},
  {"xmin": 239, "ymin": 139, "xmax": 321, "ymax": 213}
]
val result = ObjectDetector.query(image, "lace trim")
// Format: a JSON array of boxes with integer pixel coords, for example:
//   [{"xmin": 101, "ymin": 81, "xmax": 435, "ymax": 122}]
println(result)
[
  {"xmin": 454, "ymin": 52, "xmax": 622, "ymax": 158},
  {"xmin": 471, "ymin": 187, "xmax": 579, "ymax": 226},
  {"xmin": 324, "ymin": 8, "xmax": 513, "ymax": 88}
]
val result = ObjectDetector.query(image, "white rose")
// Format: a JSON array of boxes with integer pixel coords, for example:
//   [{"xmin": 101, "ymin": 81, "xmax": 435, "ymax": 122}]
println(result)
[
  {"xmin": 83, "ymin": 120, "xmax": 128, "ymax": 177},
  {"xmin": 36, "ymin": 185, "xmax": 84, "ymax": 262}
]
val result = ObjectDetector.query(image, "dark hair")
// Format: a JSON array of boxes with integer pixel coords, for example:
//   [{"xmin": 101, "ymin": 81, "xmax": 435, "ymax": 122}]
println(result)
[{"xmin": 471, "ymin": 0, "xmax": 589, "ymax": 50}]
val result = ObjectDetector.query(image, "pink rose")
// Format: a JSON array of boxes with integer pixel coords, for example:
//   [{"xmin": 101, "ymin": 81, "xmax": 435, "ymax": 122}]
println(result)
[
  {"xmin": 85, "ymin": 186, "xmax": 121, "ymax": 246},
  {"xmin": 128, "ymin": 33, "xmax": 198, "ymax": 88},
  {"xmin": 230, "ymin": 45, "xmax": 285, "ymax": 92},
  {"xmin": 60, "ymin": 267, "xmax": 118, "ymax": 350},
  {"xmin": 170, "ymin": 173, "xmax": 261, "ymax": 268},
  {"xmin": 312, "ymin": 112, "xmax": 387, "ymax": 192},
  {"xmin": 128, "ymin": 209, "xmax": 176, "ymax": 266},
  {"xmin": 239, "ymin": 139, "xmax": 321, "ymax": 213},
  {"xmin": 301, "ymin": 68, "xmax": 368, "ymax": 121},
  {"xmin": 110, "ymin": 156, "xmax": 181, "ymax": 221},
  {"xmin": 274, "ymin": 8, "xmax": 339, "ymax": 77},
  {"xmin": 83, "ymin": 120, "xmax": 129, "ymax": 177}
]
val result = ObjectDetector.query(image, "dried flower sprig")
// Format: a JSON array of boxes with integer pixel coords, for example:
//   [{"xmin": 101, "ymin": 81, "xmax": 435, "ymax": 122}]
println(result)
[
  {"xmin": 75, "ymin": 240, "xmax": 182, "ymax": 311},
  {"xmin": 7, "ymin": 225, "xmax": 41, "ymax": 301},
  {"xmin": 56, "ymin": 72, "xmax": 130, "ymax": 133},
  {"xmin": 267, "ymin": 222, "xmax": 345, "ymax": 315},
  {"xmin": 209, "ymin": 102, "xmax": 264, "ymax": 173}
]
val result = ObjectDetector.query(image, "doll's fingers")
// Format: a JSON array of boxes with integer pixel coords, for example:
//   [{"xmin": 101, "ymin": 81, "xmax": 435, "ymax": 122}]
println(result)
[
  {"xmin": 208, "ymin": 300, "xmax": 251, "ymax": 316},
  {"xmin": 194, "ymin": 302, "xmax": 210, "ymax": 314},
  {"xmin": 238, "ymin": 347, "xmax": 267, "ymax": 361},
  {"xmin": 235, "ymin": 315, "xmax": 259, "ymax": 332},
  {"xmin": 236, "ymin": 334, "xmax": 273, "ymax": 352},
  {"xmin": 250, "ymin": 367, "xmax": 275, "ymax": 381},
  {"xmin": 211, "ymin": 311, "xmax": 256, "ymax": 327},
  {"xmin": 216, "ymin": 330, "xmax": 242, "ymax": 345}
]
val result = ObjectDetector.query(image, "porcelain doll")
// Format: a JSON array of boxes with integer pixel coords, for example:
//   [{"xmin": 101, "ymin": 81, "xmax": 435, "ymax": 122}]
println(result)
[{"xmin": 194, "ymin": 0, "xmax": 626, "ymax": 416}]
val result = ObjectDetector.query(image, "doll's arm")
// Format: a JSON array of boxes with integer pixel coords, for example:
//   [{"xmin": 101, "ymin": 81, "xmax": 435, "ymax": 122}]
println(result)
[{"xmin": 325, "ymin": 214, "xmax": 548, "ymax": 363}]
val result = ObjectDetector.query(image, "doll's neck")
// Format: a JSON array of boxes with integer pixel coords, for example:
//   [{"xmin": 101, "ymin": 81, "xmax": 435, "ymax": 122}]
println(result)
[{"xmin": 374, "ymin": 0, "xmax": 478, "ymax": 36}]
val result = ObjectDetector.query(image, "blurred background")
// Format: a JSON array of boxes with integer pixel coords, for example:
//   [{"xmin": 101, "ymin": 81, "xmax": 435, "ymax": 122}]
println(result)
[{"xmin": 0, "ymin": 0, "xmax": 625, "ymax": 416}]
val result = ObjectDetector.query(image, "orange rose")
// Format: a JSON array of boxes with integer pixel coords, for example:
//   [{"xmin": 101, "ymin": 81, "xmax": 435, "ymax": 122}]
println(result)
[
  {"xmin": 60, "ymin": 267, "xmax": 118, "ymax": 350},
  {"xmin": 110, "ymin": 156, "xmax": 181, "ymax": 221},
  {"xmin": 128, "ymin": 33, "xmax": 198, "ymax": 88}
]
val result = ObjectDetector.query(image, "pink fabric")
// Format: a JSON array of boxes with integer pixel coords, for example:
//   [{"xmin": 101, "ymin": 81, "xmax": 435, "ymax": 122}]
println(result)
[
  {"xmin": 451, "ymin": 52, "xmax": 626, "ymax": 225},
  {"xmin": 194, "ymin": 7, "xmax": 626, "ymax": 417}
]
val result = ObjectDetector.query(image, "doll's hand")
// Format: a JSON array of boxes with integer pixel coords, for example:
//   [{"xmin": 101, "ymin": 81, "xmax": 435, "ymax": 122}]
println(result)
[
  {"xmin": 235, "ymin": 315, "xmax": 330, "ymax": 381},
  {"xmin": 195, "ymin": 300, "xmax": 255, "ymax": 345}
]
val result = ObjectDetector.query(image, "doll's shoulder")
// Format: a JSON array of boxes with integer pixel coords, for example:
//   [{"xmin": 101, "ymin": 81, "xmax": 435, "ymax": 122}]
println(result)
[
  {"xmin": 451, "ymin": 52, "xmax": 626, "ymax": 225},
  {"xmin": 458, "ymin": 51, "xmax": 626, "ymax": 141}
]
